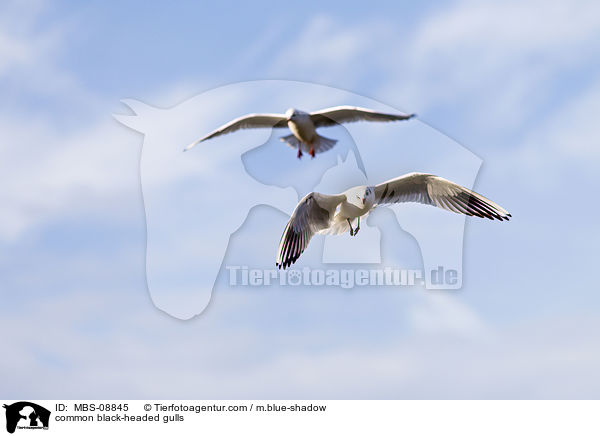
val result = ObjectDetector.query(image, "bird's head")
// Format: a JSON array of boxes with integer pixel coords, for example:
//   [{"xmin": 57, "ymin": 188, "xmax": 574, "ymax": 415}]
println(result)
[
  {"xmin": 357, "ymin": 186, "xmax": 375, "ymax": 206},
  {"xmin": 285, "ymin": 108, "xmax": 308, "ymax": 121},
  {"xmin": 285, "ymin": 108, "xmax": 297, "ymax": 121}
]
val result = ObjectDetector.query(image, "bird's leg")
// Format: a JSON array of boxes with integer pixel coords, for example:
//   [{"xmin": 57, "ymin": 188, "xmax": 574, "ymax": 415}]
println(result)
[
  {"xmin": 309, "ymin": 145, "xmax": 315, "ymax": 158},
  {"xmin": 354, "ymin": 217, "xmax": 361, "ymax": 235},
  {"xmin": 347, "ymin": 218, "xmax": 355, "ymax": 236},
  {"xmin": 297, "ymin": 146, "xmax": 303, "ymax": 159}
]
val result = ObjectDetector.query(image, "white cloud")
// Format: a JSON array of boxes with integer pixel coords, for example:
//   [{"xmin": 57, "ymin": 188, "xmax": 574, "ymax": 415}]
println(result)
[
  {"xmin": 0, "ymin": 0, "xmax": 49, "ymax": 75},
  {"xmin": 411, "ymin": 1, "xmax": 600, "ymax": 67},
  {"xmin": 407, "ymin": 292, "xmax": 487, "ymax": 337},
  {"xmin": 534, "ymin": 80, "xmax": 600, "ymax": 160},
  {"xmin": 0, "ymin": 0, "xmax": 97, "ymax": 108},
  {"xmin": 269, "ymin": 15, "xmax": 382, "ymax": 85},
  {"xmin": 0, "ymin": 1, "xmax": 140, "ymax": 242},
  {"xmin": 2, "ymin": 286, "xmax": 600, "ymax": 398},
  {"xmin": 402, "ymin": 0, "xmax": 600, "ymax": 123},
  {"xmin": 269, "ymin": 0, "xmax": 600, "ymax": 135},
  {"xmin": 0, "ymin": 118, "xmax": 141, "ymax": 242}
]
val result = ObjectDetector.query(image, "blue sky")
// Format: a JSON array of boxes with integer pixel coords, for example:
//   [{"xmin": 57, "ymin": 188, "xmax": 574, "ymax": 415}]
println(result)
[{"xmin": 1, "ymin": 0, "xmax": 600, "ymax": 398}]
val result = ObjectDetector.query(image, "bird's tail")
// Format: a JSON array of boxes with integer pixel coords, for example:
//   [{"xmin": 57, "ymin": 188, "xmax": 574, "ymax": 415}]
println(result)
[
  {"xmin": 279, "ymin": 134, "xmax": 338, "ymax": 154},
  {"xmin": 313, "ymin": 134, "xmax": 338, "ymax": 153},
  {"xmin": 280, "ymin": 134, "xmax": 301, "ymax": 149}
]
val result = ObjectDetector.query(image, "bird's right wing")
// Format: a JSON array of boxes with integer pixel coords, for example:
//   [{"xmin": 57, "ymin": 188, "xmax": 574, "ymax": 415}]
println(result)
[
  {"xmin": 276, "ymin": 193, "xmax": 342, "ymax": 269},
  {"xmin": 184, "ymin": 113, "xmax": 288, "ymax": 151},
  {"xmin": 374, "ymin": 173, "xmax": 511, "ymax": 220},
  {"xmin": 309, "ymin": 105, "xmax": 415, "ymax": 128}
]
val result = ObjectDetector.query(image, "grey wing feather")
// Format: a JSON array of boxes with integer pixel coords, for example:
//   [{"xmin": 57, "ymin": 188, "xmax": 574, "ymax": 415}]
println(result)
[
  {"xmin": 374, "ymin": 173, "xmax": 511, "ymax": 221},
  {"xmin": 309, "ymin": 105, "xmax": 415, "ymax": 128},
  {"xmin": 185, "ymin": 113, "xmax": 288, "ymax": 150},
  {"xmin": 276, "ymin": 193, "xmax": 336, "ymax": 269}
]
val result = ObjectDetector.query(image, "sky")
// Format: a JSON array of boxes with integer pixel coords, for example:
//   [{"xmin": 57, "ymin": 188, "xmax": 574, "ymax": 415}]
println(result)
[{"xmin": 1, "ymin": 0, "xmax": 600, "ymax": 399}]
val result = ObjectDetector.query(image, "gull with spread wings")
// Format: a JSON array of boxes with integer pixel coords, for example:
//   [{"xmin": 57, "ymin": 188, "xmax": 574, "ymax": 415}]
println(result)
[
  {"xmin": 185, "ymin": 106, "xmax": 415, "ymax": 158},
  {"xmin": 276, "ymin": 173, "xmax": 511, "ymax": 269}
]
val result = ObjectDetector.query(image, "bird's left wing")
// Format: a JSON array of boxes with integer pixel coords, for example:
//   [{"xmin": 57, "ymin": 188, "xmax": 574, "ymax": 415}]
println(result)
[
  {"xmin": 309, "ymin": 105, "xmax": 415, "ymax": 128},
  {"xmin": 276, "ymin": 193, "xmax": 343, "ymax": 269},
  {"xmin": 184, "ymin": 113, "xmax": 288, "ymax": 151},
  {"xmin": 374, "ymin": 173, "xmax": 511, "ymax": 221}
]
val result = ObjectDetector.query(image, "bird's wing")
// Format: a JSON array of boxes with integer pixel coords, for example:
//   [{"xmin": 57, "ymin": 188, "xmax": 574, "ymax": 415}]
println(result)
[
  {"xmin": 309, "ymin": 105, "xmax": 415, "ymax": 128},
  {"xmin": 184, "ymin": 113, "xmax": 288, "ymax": 151},
  {"xmin": 374, "ymin": 173, "xmax": 511, "ymax": 221},
  {"xmin": 276, "ymin": 193, "xmax": 342, "ymax": 269}
]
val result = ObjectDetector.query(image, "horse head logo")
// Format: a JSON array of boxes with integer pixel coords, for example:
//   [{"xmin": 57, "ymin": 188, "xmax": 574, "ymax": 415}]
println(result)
[{"xmin": 115, "ymin": 80, "xmax": 482, "ymax": 319}]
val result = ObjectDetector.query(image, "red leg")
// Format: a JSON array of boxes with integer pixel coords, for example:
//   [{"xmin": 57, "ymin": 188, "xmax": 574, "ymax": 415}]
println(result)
[
  {"xmin": 309, "ymin": 146, "xmax": 315, "ymax": 158},
  {"xmin": 297, "ymin": 148, "xmax": 303, "ymax": 159}
]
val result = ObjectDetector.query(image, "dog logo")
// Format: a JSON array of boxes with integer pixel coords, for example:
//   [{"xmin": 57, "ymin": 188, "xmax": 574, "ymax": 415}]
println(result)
[{"xmin": 3, "ymin": 402, "xmax": 50, "ymax": 433}]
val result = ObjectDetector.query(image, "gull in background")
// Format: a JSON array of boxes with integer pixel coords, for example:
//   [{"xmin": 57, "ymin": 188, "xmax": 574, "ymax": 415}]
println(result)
[
  {"xmin": 184, "ymin": 106, "xmax": 415, "ymax": 158},
  {"xmin": 276, "ymin": 173, "xmax": 511, "ymax": 269}
]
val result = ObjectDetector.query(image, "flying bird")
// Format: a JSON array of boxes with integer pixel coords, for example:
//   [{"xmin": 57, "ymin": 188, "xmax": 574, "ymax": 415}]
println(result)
[
  {"xmin": 276, "ymin": 173, "xmax": 511, "ymax": 269},
  {"xmin": 184, "ymin": 106, "xmax": 415, "ymax": 158}
]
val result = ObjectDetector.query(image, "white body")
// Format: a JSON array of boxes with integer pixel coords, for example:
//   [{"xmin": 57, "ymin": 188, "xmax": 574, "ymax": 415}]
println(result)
[
  {"xmin": 286, "ymin": 109, "xmax": 316, "ymax": 145},
  {"xmin": 325, "ymin": 186, "xmax": 376, "ymax": 235},
  {"xmin": 282, "ymin": 108, "xmax": 338, "ymax": 155}
]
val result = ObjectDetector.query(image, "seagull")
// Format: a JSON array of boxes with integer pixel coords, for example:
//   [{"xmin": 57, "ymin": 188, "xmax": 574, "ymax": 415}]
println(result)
[
  {"xmin": 276, "ymin": 172, "xmax": 511, "ymax": 269},
  {"xmin": 184, "ymin": 106, "xmax": 415, "ymax": 158}
]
